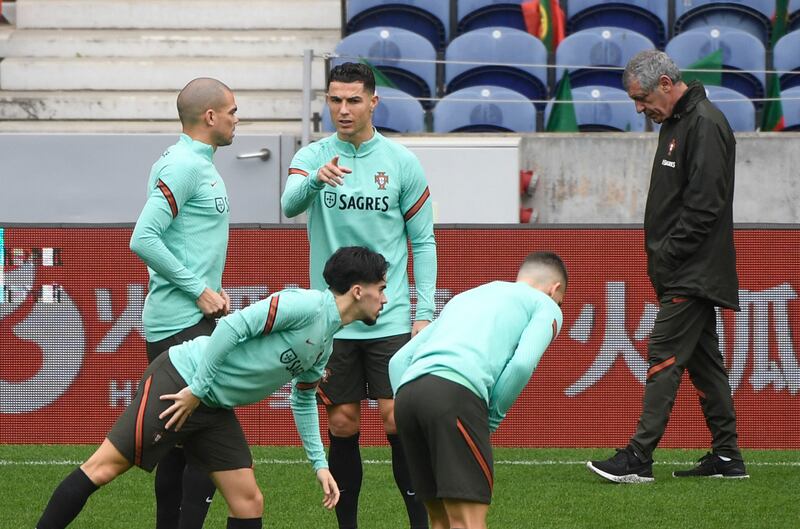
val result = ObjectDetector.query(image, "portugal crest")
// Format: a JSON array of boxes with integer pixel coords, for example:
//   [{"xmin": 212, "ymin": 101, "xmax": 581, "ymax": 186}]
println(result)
[
  {"xmin": 324, "ymin": 191, "xmax": 337, "ymax": 208},
  {"xmin": 375, "ymin": 171, "xmax": 389, "ymax": 190},
  {"xmin": 667, "ymin": 138, "xmax": 677, "ymax": 157}
]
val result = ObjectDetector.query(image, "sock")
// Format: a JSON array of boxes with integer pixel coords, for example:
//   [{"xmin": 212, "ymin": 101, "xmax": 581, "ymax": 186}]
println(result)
[
  {"xmin": 387, "ymin": 434, "xmax": 429, "ymax": 529},
  {"xmin": 178, "ymin": 463, "xmax": 217, "ymax": 529},
  {"xmin": 36, "ymin": 467, "xmax": 99, "ymax": 529},
  {"xmin": 155, "ymin": 446, "xmax": 186, "ymax": 529},
  {"xmin": 226, "ymin": 517, "xmax": 262, "ymax": 529},
  {"xmin": 329, "ymin": 430, "xmax": 362, "ymax": 529}
]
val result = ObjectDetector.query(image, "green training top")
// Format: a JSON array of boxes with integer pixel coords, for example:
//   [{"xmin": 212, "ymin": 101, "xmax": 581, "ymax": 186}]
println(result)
[
  {"xmin": 169, "ymin": 288, "xmax": 342, "ymax": 472},
  {"xmin": 282, "ymin": 131, "xmax": 436, "ymax": 340},
  {"xmin": 130, "ymin": 134, "xmax": 230, "ymax": 342},
  {"xmin": 389, "ymin": 281, "xmax": 563, "ymax": 432}
]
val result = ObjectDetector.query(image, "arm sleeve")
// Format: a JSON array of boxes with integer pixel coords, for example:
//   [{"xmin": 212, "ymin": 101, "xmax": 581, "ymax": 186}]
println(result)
[
  {"xmin": 388, "ymin": 332, "xmax": 423, "ymax": 394},
  {"xmin": 400, "ymin": 154, "xmax": 437, "ymax": 322},
  {"xmin": 281, "ymin": 147, "xmax": 326, "ymax": 218},
  {"xmin": 188, "ymin": 292, "xmax": 318, "ymax": 399},
  {"xmin": 291, "ymin": 344, "xmax": 330, "ymax": 472},
  {"xmin": 129, "ymin": 165, "xmax": 205, "ymax": 299},
  {"xmin": 487, "ymin": 305, "xmax": 562, "ymax": 432},
  {"xmin": 660, "ymin": 118, "xmax": 734, "ymax": 269}
]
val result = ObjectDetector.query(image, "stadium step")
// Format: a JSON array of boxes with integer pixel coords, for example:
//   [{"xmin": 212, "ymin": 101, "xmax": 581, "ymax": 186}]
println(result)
[
  {"xmin": 16, "ymin": 0, "xmax": 340, "ymax": 30},
  {"xmin": 0, "ymin": 90, "xmax": 326, "ymax": 121},
  {"xmin": 0, "ymin": 28, "xmax": 340, "ymax": 58},
  {"xmin": 0, "ymin": 57, "xmax": 327, "ymax": 90}
]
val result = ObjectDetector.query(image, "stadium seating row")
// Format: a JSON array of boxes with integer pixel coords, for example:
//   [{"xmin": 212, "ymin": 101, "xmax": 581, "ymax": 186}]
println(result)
[
  {"xmin": 320, "ymin": 84, "xmax": 800, "ymax": 133},
  {"xmin": 333, "ymin": 25, "xmax": 799, "ymax": 108},
  {"xmin": 346, "ymin": 0, "xmax": 800, "ymax": 49}
]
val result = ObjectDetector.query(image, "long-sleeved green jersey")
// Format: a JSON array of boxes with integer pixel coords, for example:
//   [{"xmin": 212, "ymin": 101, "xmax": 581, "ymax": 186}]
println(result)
[
  {"xmin": 169, "ymin": 288, "xmax": 342, "ymax": 472},
  {"xmin": 389, "ymin": 281, "xmax": 562, "ymax": 432},
  {"xmin": 130, "ymin": 134, "xmax": 230, "ymax": 342},
  {"xmin": 282, "ymin": 131, "xmax": 436, "ymax": 339}
]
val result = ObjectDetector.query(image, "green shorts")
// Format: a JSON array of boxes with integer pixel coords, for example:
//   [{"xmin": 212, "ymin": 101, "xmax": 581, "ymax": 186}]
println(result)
[{"xmin": 107, "ymin": 351, "xmax": 252, "ymax": 473}]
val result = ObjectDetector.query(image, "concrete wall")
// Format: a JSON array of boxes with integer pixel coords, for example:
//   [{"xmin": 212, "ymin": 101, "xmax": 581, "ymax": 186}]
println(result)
[{"xmin": 520, "ymin": 132, "xmax": 800, "ymax": 223}]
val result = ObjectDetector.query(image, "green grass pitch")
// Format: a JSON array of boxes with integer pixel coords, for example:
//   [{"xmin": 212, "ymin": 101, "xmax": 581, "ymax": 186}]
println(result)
[{"xmin": 2, "ymin": 445, "xmax": 798, "ymax": 528}]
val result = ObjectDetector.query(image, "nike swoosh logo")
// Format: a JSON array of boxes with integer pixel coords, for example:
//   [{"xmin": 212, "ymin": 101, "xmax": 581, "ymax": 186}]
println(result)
[
  {"xmin": 406, "ymin": 490, "xmax": 416, "ymax": 496},
  {"xmin": 306, "ymin": 339, "xmax": 315, "ymax": 345},
  {"xmin": 210, "ymin": 181, "xmax": 218, "ymax": 187},
  {"xmin": 205, "ymin": 497, "xmax": 213, "ymax": 504}
]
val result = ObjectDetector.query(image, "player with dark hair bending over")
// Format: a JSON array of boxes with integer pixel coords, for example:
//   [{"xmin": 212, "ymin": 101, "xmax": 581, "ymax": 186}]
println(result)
[
  {"xmin": 282, "ymin": 62, "xmax": 436, "ymax": 529},
  {"xmin": 588, "ymin": 50, "xmax": 747, "ymax": 483},
  {"xmin": 390, "ymin": 252, "xmax": 567, "ymax": 529},
  {"xmin": 36, "ymin": 246, "xmax": 389, "ymax": 529},
  {"xmin": 128, "ymin": 77, "xmax": 237, "ymax": 528}
]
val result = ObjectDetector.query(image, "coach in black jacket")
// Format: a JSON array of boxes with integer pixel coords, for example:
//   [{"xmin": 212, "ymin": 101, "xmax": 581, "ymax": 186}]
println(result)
[{"xmin": 588, "ymin": 50, "xmax": 748, "ymax": 483}]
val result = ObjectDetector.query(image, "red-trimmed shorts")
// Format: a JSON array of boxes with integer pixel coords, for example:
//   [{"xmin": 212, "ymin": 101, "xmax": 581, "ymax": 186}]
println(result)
[
  {"xmin": 107, "ymin": 351, "xmax": 252, "ymax": 473},
  {"xmin": 394, "ymin": 374, "xmax": 493, "ymax": 504}
]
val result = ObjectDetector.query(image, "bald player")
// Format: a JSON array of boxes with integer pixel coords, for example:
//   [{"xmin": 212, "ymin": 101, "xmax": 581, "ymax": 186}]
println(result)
[
  {"xmin": 129, "ymin": 77, "xmax": 238, "ymax": 529},
  {"xmin": 389, "ymin": 252, "xmax": 567, "ymax": 529}
]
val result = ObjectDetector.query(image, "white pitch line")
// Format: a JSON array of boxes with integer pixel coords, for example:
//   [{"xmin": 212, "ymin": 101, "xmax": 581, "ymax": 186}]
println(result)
[{"xmin": 2, "ymin": 458, "xmax": 800, "ymax": 467}]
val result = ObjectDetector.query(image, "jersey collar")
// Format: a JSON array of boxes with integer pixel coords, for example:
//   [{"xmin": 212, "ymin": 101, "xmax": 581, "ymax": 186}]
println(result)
[
  {"xmin": 332, "ymin": 128, "xmax": 383, "ymax": 158},
  {"xmin": 323, "ymin": 289, "xmax": 344, "ymax": 334},
  {"xmin": 179, "ymin": 133, "xmax": 215, "ymax": 161}
]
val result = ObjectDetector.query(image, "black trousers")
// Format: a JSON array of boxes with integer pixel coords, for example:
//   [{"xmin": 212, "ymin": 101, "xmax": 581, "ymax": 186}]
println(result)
[{"xmin": 630, "ymin": 296, "xmax": 742, "ymax": 460}]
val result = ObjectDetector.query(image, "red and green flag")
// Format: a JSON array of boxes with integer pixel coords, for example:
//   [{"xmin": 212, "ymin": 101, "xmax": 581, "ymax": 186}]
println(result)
[
  {"xmin": 522, "ymin": 0, "xmax": 566, "ymax": 52},
  {"xmin": 761, "ymin": 0, "xmax": 789, "ymax": 131},
  {"xmin": 682, "ymin": 49, "xmax": 723, "ymax": 87},
  {"xmin": 546, "ymin": 74, "xmax": 578, "ymax": 132}
]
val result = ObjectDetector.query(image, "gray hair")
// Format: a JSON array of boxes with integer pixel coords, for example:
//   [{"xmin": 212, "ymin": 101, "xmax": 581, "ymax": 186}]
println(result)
[{"xmin": 622, "ymin": 50, "xmax": 682, "ymax": 92}]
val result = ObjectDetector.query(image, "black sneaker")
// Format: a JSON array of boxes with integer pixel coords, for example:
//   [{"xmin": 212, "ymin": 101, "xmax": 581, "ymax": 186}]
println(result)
[
  {"xmin": 586, "ymin": 447, "xmax": 654, "ymax": 483},
  {"xmin": 672, "ymin": 452, "xmax": 749, "ymax": 479}
]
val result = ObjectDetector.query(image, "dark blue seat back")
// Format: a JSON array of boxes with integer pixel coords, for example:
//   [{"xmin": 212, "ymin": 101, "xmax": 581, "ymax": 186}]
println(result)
[
  {"xmin": 782, "ymin": 86, "xmax": 800, "ymax": 130},
  {"xmin": 433, "ymin": 85, "xmax": 537, "ymax": 132},
  {"xmin": 555, "ymin": 26, "xmax": 655, "ymax": 90},
  {"xmin": 346, "ymin": 0, "xmax": 450, "ymax": 50},
  {"xmin": 445, "ymin": 27, "xmax": 548, "ymax": 107},
  {"xmin": 674, "ymin": 0, "xmax": 773, "ymax": 45},
  {"xmin": 567, "ymin": 0, "xmax": 668, "ymax": 48},
  {"xmin": 545, "ymin": 84, "xmax": 645, "ymax": 131},
  {"xmin": 774, "ymin": 29, "xmax": 800, "ymax": 91},
  {"xmin": 457, "ymin": 0, "xmax": 526, "ymax": 34},
  {"xmin": 333, "ymin": 27, "xmax": 437, "ymax": 106},
  {"xmin": 704, "ymin": 85, "xmax": 756, "ymax": 131},
  {"xmin": 666, "ymin": 27, "xmax": 766, "ymax": 101}
]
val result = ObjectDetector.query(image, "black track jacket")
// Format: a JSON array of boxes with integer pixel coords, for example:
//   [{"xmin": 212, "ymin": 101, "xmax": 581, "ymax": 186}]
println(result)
[{"xmin": 644, "ymin": 81, "xmax": 740, "ymax": 310}]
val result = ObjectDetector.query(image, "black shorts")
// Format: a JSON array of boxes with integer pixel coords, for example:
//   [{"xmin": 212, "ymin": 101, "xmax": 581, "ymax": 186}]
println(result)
[
  {"xmin": 394, "ymin": 374, "xmax": 493, "ymax": 504},
  {"xmin": 317, "ymin": 333, "xmax": 410, "ymax": 404},
  {"xmin": 107, "ymin": 351, "xmax": 252, "ymax": 473},
  {"xmin": 145, "ymin": 317, "xmax": 216, "ymax": 363}
]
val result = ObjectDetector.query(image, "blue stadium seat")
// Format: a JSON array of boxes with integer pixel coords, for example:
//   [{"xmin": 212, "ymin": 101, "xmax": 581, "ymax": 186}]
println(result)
[
  {"xmin": 445, "ymin": 27, "xmax": 548, "ymax": 108},
  {"xmin": 704, "ymin": 85, "xmax": 756, "ymax": 131},
  {"xmin": 666, "ymin": 27, "xmax": 766, "ymax": 101},
  {"xmin": 346, "ymin": 0, "xmax": 450, "ymax": 50},
  {"xmin": 545, "ymin": 85, "xmax": 645, "ymax": 131},
  {"xmin": 457, "ymin": 0, "xmax": 526, "ymax": 34},
  {"xmin": 774, "ymin": 29, "xmax": 800, "ymax": 91},
  {"xmin": 322, "ymin": 86, "xmax": 426, "ymax": 133},
  {"xmin": 433, "ymin": 85, "xmax": 537, "ymax": 132},
  {"xmin": 674, "ymin": 0, "xmax": 773, "ymax": 45},
  {"xmin": 781, "ymin": 86, "xmax": 800, "ymax": 130},
  {"xmin": 567, "ymin": 0, "xmax": 668, "ymax": 48},
  {"xmin": 555, "ymin": 27, "xmax": 655, "ymax": 90},
  {"xmin": 791, "ymin": 0, "xmax": 800, "ymax": 32},
  {"xmin": 332, "ymin": 27, "xmax": 437, "ymax": 106}
]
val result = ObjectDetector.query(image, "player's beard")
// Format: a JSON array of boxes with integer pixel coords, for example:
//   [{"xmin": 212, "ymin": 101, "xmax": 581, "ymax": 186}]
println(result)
[{"xmin": 361, "ymin": 315, "xmax": 378, "ymax": 326}]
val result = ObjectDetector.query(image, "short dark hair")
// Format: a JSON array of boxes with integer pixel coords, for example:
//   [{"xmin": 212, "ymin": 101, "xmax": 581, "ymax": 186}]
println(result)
[
  {"xmin": 522, "ymin": 251, "xmax": 568, "ymax": 286},
  {"xmin": 328, "ymin": 62, "xmax": 376, "ymax": 94},
  {"xmin": 323, "ymin": 246, "xmax": 388, "ymax": 295}
]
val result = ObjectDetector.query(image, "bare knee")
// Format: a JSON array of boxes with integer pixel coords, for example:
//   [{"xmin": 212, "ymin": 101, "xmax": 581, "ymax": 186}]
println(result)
[
  {"xmin": 227, "ymin": 486, "xmax": 264, "ymax": 518},
  {"xmin": 327, "ymin": 403, "xmax": 360, "ymax": 437},
  {"xmin": 80, "ymin": 439, "xmax": 131, "ymax": 486},
  {"xmin": 378, "ymin": 398, "xmax": 396, "ymax": 434}
]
